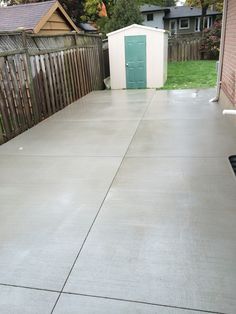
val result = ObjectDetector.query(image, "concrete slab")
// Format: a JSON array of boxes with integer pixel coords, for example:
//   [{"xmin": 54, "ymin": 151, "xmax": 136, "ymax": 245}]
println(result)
[
  {"xmin": 64, "ymin": 221, "xmax": 236, "ymax": 313},
  {"xmin": 144, "ymin": 90, "xmax": 222, "ymax": 120},
  {"xmin": 1, "ymin": 88, "xmax": 236, "ymax": 313},
  {"xmin": 0, "ymin": 155, "xmax": 121, "ymax": 185},
  {"xmin": 83, "ymin": 89, "xmax": 156, "ymax": 103},
  {"xmin": 0, "ymin": 120, "xmax": 138, "ymax": 157},
  {"xmin": 64, "ymin": 157, "xmax": 236, "ymax": 313},
  {"xmin": 0, "ymin": 286, "xmax": 58, "ymax": 314},
  {"xmin": 127, "ymin": 119, "xmax": 236, "ymax": 157},
  {"xmin": 0, "ymin": 156, "xmax": 121, "ymax": 290},
  {"xmin": 51, "ymin": 89, "xmax": 155, "ymax": 122},
  {"xmin": 54, "ymin": 294, "xmax": 203, "ymax": 314},
  {"xmin": 52, "ymin": 100, "xmax": 147, "ymax": 121}
]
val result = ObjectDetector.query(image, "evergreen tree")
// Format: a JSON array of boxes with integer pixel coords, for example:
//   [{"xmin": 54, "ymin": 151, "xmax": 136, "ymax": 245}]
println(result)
[{"xmin": 106, "ymin": 0, "xmax": 143, "ymax": 33}]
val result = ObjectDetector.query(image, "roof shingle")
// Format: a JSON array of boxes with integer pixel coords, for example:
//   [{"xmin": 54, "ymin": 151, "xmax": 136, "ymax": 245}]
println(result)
[{"xmin": 0, "ymin": 0, "xmax": 56, "ymax": 32}]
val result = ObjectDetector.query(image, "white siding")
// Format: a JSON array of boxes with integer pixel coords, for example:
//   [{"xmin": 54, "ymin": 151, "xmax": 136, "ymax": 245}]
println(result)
[
  {"xmin": 142, "ymin": 12, "xmax": 165, "ymax": 29},
  {"xmin": 163, "ymin": 33, "xmax": 168, "ymax": 83},
  {"xmin": 108, "ymin": 25, "xmax": 168, "ymax": 90}
]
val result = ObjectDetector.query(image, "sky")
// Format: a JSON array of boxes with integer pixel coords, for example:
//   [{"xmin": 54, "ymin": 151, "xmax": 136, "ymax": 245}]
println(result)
[{"xmin": 177, "ymin": 0, "xmax": 185, "ymax": 5}]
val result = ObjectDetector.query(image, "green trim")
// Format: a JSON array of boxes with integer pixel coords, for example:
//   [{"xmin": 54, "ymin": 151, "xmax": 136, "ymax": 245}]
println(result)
[{"xmin": 125, "ymin": 35, "xmax": 147, "ymax": 89}]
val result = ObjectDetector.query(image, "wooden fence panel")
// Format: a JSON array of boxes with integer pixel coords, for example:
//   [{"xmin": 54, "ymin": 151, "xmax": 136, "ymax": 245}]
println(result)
[
  {"xmin": 0, "ymin": 53, "xmax": 35, "ymax": 140},
  {"xmin": 0, "ymin": 32, "xmax": 104, "ymax": 143},
  {"xmin": 168, "ymin": 37, "xmax": 202, "ymax": 62}
]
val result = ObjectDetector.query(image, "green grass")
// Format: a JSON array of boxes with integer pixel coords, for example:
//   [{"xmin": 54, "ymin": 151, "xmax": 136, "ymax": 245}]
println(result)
[{"xmin": 162, "ymin": 61, "xmax": 217, "ymax": 90}]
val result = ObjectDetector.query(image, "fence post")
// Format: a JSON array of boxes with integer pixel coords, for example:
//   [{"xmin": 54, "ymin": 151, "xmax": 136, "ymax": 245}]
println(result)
[
  {"xmin": 21, "ymin": 31, "xmax": 40, "ymax": 123},
  {"xmin": 0, "ymin": 123, "xmax": 3, "ymax": 144},
  {"xmin": 97, "ymin": 36, "xmax": 105, "ymax": 89}
]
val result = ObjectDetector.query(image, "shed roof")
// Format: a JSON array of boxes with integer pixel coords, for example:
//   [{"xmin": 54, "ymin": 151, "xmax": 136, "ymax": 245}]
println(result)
[
  {"xmin": 107, "ymin": 24, "xmax": 168, "ymax": 37},
  {"xmin": 0, "ymin": 0, "xmax": 79, "ymax": 33}
]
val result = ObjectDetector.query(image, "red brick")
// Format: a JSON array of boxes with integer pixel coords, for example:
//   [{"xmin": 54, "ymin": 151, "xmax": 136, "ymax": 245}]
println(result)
[{"xmin": 221, "ymin": 0, "xmax": 236, "ymax": 105}]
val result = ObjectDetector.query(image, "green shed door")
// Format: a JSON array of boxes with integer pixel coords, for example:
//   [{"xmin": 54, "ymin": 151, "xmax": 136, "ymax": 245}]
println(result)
[{"xmin": 125, "ymin": 35, "xmax": 147, "ymax": 89}]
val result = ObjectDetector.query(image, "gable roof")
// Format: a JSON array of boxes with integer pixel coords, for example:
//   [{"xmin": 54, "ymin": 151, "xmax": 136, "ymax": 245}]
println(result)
[
  {"xmin": 107, "ymin": 24, "xmax": 168, "ymax": 37},
  {"xmin": 0, "ymin": 0, "xmax": 79, "ymax": 33},
  {"xmin": 140, "ymin": 5, "xmax": 221, "ymax": 19}
]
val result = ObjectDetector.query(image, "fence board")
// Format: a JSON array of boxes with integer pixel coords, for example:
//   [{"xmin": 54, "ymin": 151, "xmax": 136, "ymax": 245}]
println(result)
[
  {"xmin": 53, "ymin": 53, "xmax": 63, "ymax": 110},
  {"xmin": 34, "ymin": 55, "xmax": 47, "ymax": 118},
  {"xmin": 7, "ymin": 56, "xmax": 27, "ymax": 130},
  {"xmin": 17, "ymin": 55, "xmax": 33, "ymax": 127},
  {"xmin": 77, "ymin": 49, "xmax": 85, "ymax": 97},
  {"xmin": 1, "ymin": 59, "xmax": 21, "ymax": 135}
]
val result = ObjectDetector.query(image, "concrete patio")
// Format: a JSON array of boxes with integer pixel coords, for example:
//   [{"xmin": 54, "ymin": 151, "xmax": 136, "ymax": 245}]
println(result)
[{"xmin": 0, "ymin": 88, "xmax": 236, "ymax": 314}]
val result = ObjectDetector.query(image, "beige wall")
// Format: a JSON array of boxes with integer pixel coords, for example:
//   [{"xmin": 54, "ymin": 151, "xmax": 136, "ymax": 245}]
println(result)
[
  {"xmin": 38, "ymin": 10, "xmax": 73, "ymax": 35},
  {"xmin": 108, "ymin": 25, "xmax": 168, "ymax": 89}
]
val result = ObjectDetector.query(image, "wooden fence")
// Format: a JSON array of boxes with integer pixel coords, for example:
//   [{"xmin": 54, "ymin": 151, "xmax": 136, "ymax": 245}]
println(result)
[
  {"xmin": 0, "ymin": 31, "xmax": 104, "ymax": 144},
  {"xmin": 168, "ymin": 37, "xmax": 202, "ymax": 62}
]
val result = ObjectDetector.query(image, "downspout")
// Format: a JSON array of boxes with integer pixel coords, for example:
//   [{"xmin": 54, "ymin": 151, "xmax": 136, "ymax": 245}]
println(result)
[{"xmin": 211, "ymin": 0, "xmax": 228, "ymax": 102}]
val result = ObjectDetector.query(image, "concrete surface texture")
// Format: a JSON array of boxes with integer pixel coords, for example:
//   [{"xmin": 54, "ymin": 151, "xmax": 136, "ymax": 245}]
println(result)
[{"xmin": 0, "ymin": 89, "xmax": 236, "ymax": 314}]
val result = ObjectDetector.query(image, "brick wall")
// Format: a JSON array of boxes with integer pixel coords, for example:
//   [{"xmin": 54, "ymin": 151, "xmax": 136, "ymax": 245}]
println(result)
[{"xmin": 221, "ymin": 0, "xmax": 236, "ymax": 106}]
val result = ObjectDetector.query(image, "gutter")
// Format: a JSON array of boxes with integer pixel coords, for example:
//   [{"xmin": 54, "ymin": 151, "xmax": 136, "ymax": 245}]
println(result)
[{"xmin": 211, "ymin": 0, "xmax": 228, "ymax": 102}]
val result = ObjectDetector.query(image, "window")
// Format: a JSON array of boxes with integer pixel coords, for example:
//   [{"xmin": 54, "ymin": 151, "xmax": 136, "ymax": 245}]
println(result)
[
  {"xmin": 208, "ymin": 16, "xmax": 213, "ymax": 28},
  {"xmin": 179, "ymin": 18, "xmax": 190, "ymax": 29},
  {"xmin": 147, "ymin": 13, "xmax": 154, "ymax": 21},
  {"xmin": 196, "ymin": 16, "xmax": 213, "ymax": 32},
  {"xmin": 195, "ymin": 17, "xmax": 201, "ymax": 32},
  {"xmin": 204, "ymin": 16, "xmax": 213, "ymax": 28}
]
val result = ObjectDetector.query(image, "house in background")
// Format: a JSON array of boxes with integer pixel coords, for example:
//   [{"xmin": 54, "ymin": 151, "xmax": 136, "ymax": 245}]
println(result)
[
  {"xmin": 140, "ymin": 5, "xmax": 169, "ymax": 30},
  {"xmin": 140, "ymin": 5, "xmax": 222, "ymax": 36},
  {"xmin": 0, "ymin": 0, "xmax": 79, "ymax": 34}
]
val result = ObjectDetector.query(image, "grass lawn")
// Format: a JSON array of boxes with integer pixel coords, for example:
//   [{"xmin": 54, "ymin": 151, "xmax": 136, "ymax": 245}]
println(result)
[{"xmin": 162, "ymin": 60, "xmax": 217, "ymax": 90}]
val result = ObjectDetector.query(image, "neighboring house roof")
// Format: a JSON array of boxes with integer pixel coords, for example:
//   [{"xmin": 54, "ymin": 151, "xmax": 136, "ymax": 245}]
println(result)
[
  {"xmin": 164, "ymin": 6, "xmax": 221, "ymax": 19},
  {"xmin": 0, "ymin": 0, "xmax": 79, "ymax": 33},
  {"xmin": 107, "ymin": 24, "xmax": 168, "ymax": 37},
  {"xmin": 79, "ymin": 23, "xmax": 97, "ymax": 32},
  {"xmin": 140, "ymin": 5, "xmax": 169, "ymax": 13},
  {"xmin": 140, "ymin": 4, "xmax": 221, "ymax": 19}
]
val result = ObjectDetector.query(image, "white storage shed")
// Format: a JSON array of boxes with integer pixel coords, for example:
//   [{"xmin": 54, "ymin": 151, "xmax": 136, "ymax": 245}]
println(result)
[{"xmin": 107, "ymin": 24, "xmax": 168, "ymax": 90}]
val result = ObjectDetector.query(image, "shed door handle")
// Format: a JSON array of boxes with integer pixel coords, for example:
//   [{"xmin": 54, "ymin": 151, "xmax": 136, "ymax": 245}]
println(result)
[{"xmin": 126, "ymin": 63, "xmax": 129, "ymax": 67}]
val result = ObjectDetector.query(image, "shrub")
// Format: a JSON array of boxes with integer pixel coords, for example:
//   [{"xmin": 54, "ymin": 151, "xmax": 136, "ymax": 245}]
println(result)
[{"xmin": 200, "ymin": 20, "xmax": 222, "ymax": 60}]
